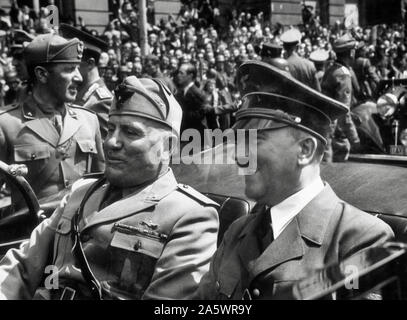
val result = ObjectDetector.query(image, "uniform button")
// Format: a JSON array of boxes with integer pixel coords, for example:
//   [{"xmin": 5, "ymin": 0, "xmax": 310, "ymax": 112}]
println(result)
[
  {"xmin": 89, "ymin": 147, "xmax": 93, "ymax": 151},
  {"xmin": 252, "ymin": 288, "xmax": 260, "ymax": 297},
  {"xmin": 215, "ymin": 281, "xmax": 220, "ymax": 290},
  {"xmin": 31, "ymin": 153, "xmax": 36, "ymax": 160}
]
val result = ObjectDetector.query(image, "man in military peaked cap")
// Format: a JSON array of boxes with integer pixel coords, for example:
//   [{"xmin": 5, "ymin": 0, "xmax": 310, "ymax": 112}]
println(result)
[
  {"xmin": 8, "ymin": 29, "xmax": 35, "ymax": 103},
  {"xmin": 10, "ymin": 29, "xmax": 34, "ymax": 81},
  {"xmin": 197, "ymin": 61, "xmax": 393, "ymax": 300},
  {"xmin": 309, "ymin": 49, "xmax": 329, "ymax": 86},
  {"xmin": 0, "ymin": 33, "xmax": 104, "ymax": 208},
  {"xmin": 260, "ymin": 42, "xmax": 289, "ymax": 72},
  {"xmin": 0, "ymin": 76, "xmax": 219, "ymax": 300},
  {"xmin": 59, "ymin": 23, "xmax": 113, "ymax": 140},
  {"xmin": 281, "ymin": 28, "xmax": 321, "ymax": 91},
  {"xmin": 321, "ymin": 33, "xmax": 361, "ymax": 162}
]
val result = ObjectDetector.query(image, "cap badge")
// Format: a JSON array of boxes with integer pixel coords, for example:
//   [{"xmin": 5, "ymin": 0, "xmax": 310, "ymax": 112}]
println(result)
[{"xmin": 77, "ymin": 42, "xmax": 84, "ymax": 59}]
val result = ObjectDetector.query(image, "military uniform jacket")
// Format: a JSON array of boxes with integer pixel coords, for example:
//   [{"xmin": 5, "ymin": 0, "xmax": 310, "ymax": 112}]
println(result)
[
  {"xmin": 286, "ymin": 52, "xmax": 321, "ymax": 91},
  {"xmin": 0, "ymin": 169, "xmax": 219, "ymax": 300},
  {"xmin": 76, "ymin": 78, "xmax": 113, "ymax": 140},
  {"xmin": 321, "ymin": 62, "xmax": 360, "ymax": 148},
  {"xmin": 0, "ymin": 95, "xmax": 105, "ymax": 201},
  {"xmin": 197, "ymin": 184, "xmax": 394, "ymax": 300}
]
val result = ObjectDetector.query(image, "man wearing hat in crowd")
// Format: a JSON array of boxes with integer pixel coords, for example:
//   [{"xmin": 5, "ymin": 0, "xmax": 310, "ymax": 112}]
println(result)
[
  {"xmin": 143, "ymin": 54, "xmax": 177, "ymax": 94},
  {"xmin": 321, "ymin": 33, "xmax": 361, "ymax": 162},
  {"xmin": 3, "ymin": 70, "xmax": 22, "ymax": 105},
  {"xmin": 197, "ymin": 61, "xmax": 393, "ymax": 300},
  {"xmin": 260, "ymin": 42, "xmax": 289, "ymax": 72},
  {"xmin": 8, "ymin": 29, "xmax": 35, "ymax": 103},
  {"xmin": 309, "ymin": 48, "xmax": 329, "ymax": 86},
  {"xmin": 0, "ymin": 33, "xmax": 104, "ymax": 208},
  {"xmin": 59, "ymin": 23, "xmax": 114, "ymax": 140},
  {"xmin": 0, "ymin": 76, "xmax": 219, "ymax": 300},
  {"xmin": 353, "ymin": 40, "xmax": 380, "ymax": 102},
  {"xmin": 281, "ymin": 28, "xmax": 321, "ymax": 91}
]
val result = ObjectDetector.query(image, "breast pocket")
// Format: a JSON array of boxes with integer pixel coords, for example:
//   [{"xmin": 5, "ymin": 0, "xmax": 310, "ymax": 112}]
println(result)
[
  {"xmin": 75, "ymin": 139, "xmax": 97, "ymax": 172},
  {"xmin": 102, "ymin": 227, "xmax": 167, "ymax": 299},
  {"xmin": 52, "ymin": 216, "xmax": 73, "ymax": 267},
  {"xmin": 76, "ymin": 139, "xmax": 97, "ymax": 155},
  {"xmin": 14, "ymin": 144, "xmax": 50, "ymax": 162}
]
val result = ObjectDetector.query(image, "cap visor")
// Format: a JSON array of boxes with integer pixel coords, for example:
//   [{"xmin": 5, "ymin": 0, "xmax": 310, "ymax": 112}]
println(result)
[{"xmin": 232, "ymin": 118, "xmax": 289, "ymax": 130}]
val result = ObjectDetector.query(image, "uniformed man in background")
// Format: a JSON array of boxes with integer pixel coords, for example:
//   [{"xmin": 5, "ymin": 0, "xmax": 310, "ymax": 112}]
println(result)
[
  {"xmin": 0, "ymin": 33, "xmax": 104, "ymax": 208},
  {"xmin": 9, "ymin": 29, "xmax": 34, "ymax": 103},
  {"xmin": 281, "ymin": 28, "xmax": 321, "ymax": 91},
  {"xmin": 309, "ymin": 49, "xmax": 329, "ymax": 87},
  {"xmin": 0, "ymin": 76, "xmax": 219, "ymax": 300},
  {"xmin": 321, "ymin": 33, "xmax": 361, "ymax": 162},
  {"xmin": 260, "ymin": 42, "xmax": 289, "ymax": 72},
  {"xmin": 59, "ymin": 24, "xmax": 113, "ymax": 140}
]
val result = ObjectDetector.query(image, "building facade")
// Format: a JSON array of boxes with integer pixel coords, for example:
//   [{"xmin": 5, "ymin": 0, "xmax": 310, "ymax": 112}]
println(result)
[{"xmin": 0, "ymin": 0, "xmax": 402, "ymax": 33}]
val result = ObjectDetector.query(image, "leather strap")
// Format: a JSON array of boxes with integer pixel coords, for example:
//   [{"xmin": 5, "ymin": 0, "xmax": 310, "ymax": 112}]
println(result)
[{"xmin": 70, "ymin": 177, "xmax": 106, "ymax": 300}]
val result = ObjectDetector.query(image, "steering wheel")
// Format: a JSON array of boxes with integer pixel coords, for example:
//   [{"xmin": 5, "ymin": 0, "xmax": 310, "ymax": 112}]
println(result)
[{"xmin": 0, "ymin": 160, "xmax": 44, "ymax": 234}]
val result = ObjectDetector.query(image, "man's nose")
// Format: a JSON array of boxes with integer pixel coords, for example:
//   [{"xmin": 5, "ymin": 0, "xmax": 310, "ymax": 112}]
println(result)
[
  {"xmin": 73, "ymin": 67, "xmax": 83, "ymax": 83},
  {"xmin": 104, "ymin": 130, "xmax": 123, "ymax": 150}
]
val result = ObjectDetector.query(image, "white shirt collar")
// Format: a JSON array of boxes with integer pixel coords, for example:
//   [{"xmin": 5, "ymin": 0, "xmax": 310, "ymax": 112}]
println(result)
[
  {"xmin": 269, "ymin": 177, "xmax": 324, "ymax": 240},
  {"xmin": 183, "ymin": 82, "xmax": 194, "ymax": 95}
]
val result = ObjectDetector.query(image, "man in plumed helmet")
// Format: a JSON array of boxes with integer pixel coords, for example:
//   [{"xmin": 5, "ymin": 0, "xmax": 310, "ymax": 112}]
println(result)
[
  {"xmin": 0, "ymin": 33, "xmax": 104, "ymax": 208},
  {"xmin": 0, "ymin": 76, "xmax": 219, "ymax": 300},
  {"xmin": 197, "ymin": 61, "xmax": 393, "ymax": 300}
]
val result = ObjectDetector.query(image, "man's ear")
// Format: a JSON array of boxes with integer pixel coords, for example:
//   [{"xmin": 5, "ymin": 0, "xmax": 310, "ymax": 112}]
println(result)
[
  {"xmin": 298, "ymin": 136, "xmax": 318, "ymax": 166},
  {"xmin": 87, "ymin": 58, "xmax": 96, "ymax": 70},
  {"xmin": 162, "ymin": 132, "xmax": 178, "ymax": 162},
  {"xmin": 34, "ymin": 66, "xmax": 49, "ymax": 84}
]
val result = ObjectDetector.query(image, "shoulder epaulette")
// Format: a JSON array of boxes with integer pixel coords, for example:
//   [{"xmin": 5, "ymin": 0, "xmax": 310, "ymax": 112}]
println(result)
[
  {"xmin": 69, "ymin": 104, "xmax": 97, "ymax": 114},
  {"xmin": 95, "ymin": 86, "xmax": 113, "ymax": 100},
  {"xmin": 0, "ymin": 103, "xmax": 20, "ymax": 116},
  {"xmin": 177, "ymin": 184, "xmax": 219, "ymax": 207}
]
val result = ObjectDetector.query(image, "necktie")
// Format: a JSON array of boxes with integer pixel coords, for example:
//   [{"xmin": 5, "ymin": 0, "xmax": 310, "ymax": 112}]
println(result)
[
  {"xmin": 260, "ymin": 208, "xmax": 274, "ymax": 252},
  {"xmin": 53, "ymin": 114, "xmax": 63, "ymax": 135}
]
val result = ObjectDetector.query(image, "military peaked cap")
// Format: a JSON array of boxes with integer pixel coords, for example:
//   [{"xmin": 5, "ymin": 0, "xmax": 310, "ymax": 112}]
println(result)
[
  {"xmin": 261, "ymin": 42, "xmax": 283, "ymax": 58},
  {"xmin": 59, "ymin": 23, "xmax": 108, "ymax": 57},
  {"xmin": 234, "ymin": 61, "xmax": 348, "ymax": 144},
  {"xmin": 309, "ymin": 49, "xmax": 329, "ymax": 63},
  {"xmin": 280, "ymin": 28, "xmax": 302, "ymax": 45},
  {"xmin": 333, "ymin": 34, "xmax": 357, "ymax": 53}
]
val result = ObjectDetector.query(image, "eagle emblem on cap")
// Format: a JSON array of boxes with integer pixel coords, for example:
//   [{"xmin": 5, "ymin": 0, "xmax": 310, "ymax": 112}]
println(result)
[{"xmin": 77, "ymin": 41, "xmax": 84, "ymax": 59}]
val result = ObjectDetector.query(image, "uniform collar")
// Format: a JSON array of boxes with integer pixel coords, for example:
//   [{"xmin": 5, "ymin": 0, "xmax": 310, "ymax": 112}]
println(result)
[
  {"xmin": 77, "ymin": 77, "xmax": 102, "ymax": 102},
  {"xmin": 81, "ymin": 169, "xmax": 178, "ymax": 232},
  {"xmin": 238, "ymin": 182, "xmax": 339, "ymax": 245},
  {"xmin": 22, "ymin": 94, "xmax": 73, "ymax": 120},
  {"xmin": 269, "ymin": 177, "xmax": 324, "ymax": 239}
]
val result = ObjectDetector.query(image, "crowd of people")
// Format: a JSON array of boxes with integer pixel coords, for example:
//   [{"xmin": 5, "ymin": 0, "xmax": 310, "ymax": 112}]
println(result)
[
  {"xmin": 0, "ymin": 0, "xmax": 399, "ymax": 301},
  {"xmin": 1, "ymin": 1, "xmax": 407, "ymax": 150}
]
